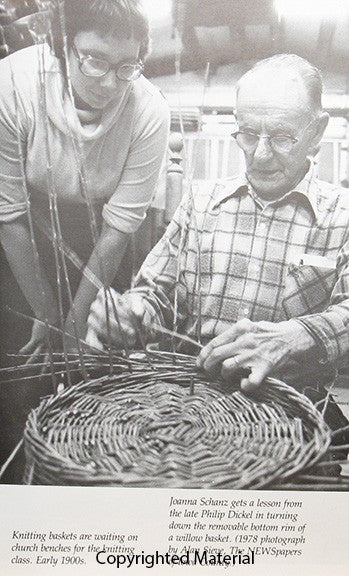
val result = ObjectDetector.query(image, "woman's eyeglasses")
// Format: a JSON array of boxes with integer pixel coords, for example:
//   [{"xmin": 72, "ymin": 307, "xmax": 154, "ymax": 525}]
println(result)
[{"xmin": 72, "ymin": 43, "xmax": 144, "ymax": 81}]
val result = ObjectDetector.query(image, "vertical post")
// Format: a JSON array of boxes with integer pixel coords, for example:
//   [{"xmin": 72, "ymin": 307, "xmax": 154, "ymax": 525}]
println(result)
[
  {"xmin": 343, "ymin": 116, "xmax": 349, "ymax": 188},
  {"xmin": 165, "ymin": 132, "xmax": 184, "ymax": 224}
]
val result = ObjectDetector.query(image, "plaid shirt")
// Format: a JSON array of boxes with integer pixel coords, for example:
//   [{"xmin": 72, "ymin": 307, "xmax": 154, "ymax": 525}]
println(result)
[{"xmin": 131, "ymin": 169, "xmax": 349, "ymax": 378}]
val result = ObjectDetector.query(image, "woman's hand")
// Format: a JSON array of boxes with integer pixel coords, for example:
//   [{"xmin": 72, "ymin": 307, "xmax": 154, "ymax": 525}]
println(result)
[
  {"xmin": 63, "ymin": 224, "xmax": 130, "ymax": 353},
  {"xmin": 19, "ymin": 319, "xmax": 49, "ymax": 361},
  {"xmin": 0, "ymin": 220, "xmax": 60, "ymax": 365},
  {"xmin": 18, "ymin": 317, "xmax": 60, "ymax": 371}
]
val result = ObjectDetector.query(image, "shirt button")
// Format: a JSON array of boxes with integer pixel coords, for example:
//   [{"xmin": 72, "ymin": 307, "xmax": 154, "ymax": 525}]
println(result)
[{"xmin": 243, "ymin": 308, "xmax": 249, "ymax": 316}]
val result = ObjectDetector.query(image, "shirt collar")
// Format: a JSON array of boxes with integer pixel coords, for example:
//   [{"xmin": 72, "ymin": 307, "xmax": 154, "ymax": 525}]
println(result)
[
  {"xmin": 211, "ymin": 175, "xmax": 249, "ymax": 208},
  {"xmin": 211, "ymin": 160, "xmax": 320, "ymax": 221}
]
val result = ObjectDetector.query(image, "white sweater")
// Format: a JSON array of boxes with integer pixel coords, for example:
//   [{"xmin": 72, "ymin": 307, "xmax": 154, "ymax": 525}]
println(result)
[{"xmin": 0, "ymin": 44, "xmax": 170, "ymax": 233}]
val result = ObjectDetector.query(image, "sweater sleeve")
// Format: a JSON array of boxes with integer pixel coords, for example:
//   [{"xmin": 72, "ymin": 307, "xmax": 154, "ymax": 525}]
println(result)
[{"xmin": 0, "ymin": 57, "xmax": 28, "ymax": 223}]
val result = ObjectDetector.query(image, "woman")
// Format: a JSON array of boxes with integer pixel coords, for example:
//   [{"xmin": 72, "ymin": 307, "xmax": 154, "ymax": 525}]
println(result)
[{"xmin": 0, "ymin": 0, "xmax": 170, "ymax": 359}]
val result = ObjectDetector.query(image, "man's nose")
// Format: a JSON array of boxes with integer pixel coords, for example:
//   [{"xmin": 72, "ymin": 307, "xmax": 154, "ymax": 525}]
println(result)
[{"xmin": 253, "ymin": 136, "xmax": 274, "ymax": 160}]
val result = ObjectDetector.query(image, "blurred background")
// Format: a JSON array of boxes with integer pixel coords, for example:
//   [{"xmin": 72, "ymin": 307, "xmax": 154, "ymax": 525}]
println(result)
[{"xmin": 1, "ymin": 0, "xmax": 349, "ymax": 188}]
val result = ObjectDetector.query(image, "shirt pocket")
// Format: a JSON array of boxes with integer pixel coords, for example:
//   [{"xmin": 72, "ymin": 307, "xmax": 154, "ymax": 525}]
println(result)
[{"xmin": 282, "ymin": 263, "xmax": 338, "ymax": 319}]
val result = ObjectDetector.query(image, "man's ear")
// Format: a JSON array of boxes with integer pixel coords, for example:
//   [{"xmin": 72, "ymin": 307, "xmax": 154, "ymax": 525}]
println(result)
[{"xmin": 308, "ymin": 111, "xmax": 329, "ymax": 156}]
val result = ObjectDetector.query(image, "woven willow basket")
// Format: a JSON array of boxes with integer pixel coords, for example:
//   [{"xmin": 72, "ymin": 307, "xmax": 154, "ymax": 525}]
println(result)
[{"xmin": 23, "ymin": 351, "xmax": 331, "ymax": 488}]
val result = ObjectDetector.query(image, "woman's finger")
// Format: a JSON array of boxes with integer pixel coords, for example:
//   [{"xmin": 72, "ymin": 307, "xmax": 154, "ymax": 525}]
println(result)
[
  {"xmin": 19, "ymin": 336, "xmax": 43, "ymax": 357},
  {"xmin": 39, "ymin": 351, "xmax": 51, "ymax": 376},
  {"xmin": 24, "ymin": 344, "xmax": 45, "ymax": 365}
]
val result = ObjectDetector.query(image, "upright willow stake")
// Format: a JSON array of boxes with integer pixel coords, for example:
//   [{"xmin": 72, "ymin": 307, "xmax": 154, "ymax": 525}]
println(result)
[
  {"xmin": 27, "ymin": 6, "xmax": 84, "ymax": 371},
  {"xmin": 37, "ymin": 4, "xmax": 92, "ymax": 382},
  {"xmin": 57, "ymin": 0, "xmax": 115, "ymax": 372},
  {"xmin": 171, "ymin": 28, "xmax": 191, "ymax": 354},
  {"xmin": 36, "ymin": 42, "xmax": 82, "ymax": 386},
  {"xmin": 33, "ymin": 3, "xmax": 89, "ymax": 383},
  {"xmin": 7, "ymin": 46, "xmax": 57, "ymax": 391},
  {"xmin": 188, "ymin": 62, "xmax": 210, "ymax": 345},
  {"xmin": 107, "ymin": 290, "xmax": 133, "ymax": 372},
  {"xmin": 172, "ymin": 30, "xmax": 210, "ymax": 350},
  {"xmin": 0, "ymin": 439, "xmax": 23, "ymax": 482}
]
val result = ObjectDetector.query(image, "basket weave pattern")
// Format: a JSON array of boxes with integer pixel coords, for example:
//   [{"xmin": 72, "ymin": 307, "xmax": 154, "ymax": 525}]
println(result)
[{"xmin": 23, "ymin": 352, "xmax": 332, "ymax": 488}]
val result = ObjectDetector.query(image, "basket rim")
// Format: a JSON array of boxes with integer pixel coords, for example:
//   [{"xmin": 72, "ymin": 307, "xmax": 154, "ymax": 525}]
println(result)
[{"xmin": 23, "ymin": 352, "xmax": 332, "ymax": 489}]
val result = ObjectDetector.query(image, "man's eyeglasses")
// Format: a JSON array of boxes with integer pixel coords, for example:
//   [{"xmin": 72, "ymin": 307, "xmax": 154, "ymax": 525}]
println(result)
[
  {"xmin": 232, "ymin": 131, "xmax": 297, "ymax": 154},
  {"xmin": 231, "ymin": 120, "xmax": 315, "ymax": 155},
  {"xmin": 71, "ymin": 43, "xmax": 144, "ymax": 81}
]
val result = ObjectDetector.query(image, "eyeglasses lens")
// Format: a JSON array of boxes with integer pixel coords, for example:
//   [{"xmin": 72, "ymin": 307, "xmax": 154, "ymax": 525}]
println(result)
[
  {"xmin": 235, "ymin": 133, "xmax": 294, "ymax": 154},
  {"xmin": 80, "ymin": 57, "xmax": 142, "ymax": 80},
  {"xmin": 80, "ymin": 58, "xmax": 109, "ymax": 77},
  {"xmin": 117, "ymin": 63, "xmax": 143, "ymax": 81}
]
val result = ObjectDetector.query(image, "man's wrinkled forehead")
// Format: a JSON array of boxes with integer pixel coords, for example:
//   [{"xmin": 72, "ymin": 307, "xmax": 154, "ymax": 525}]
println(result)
[{"xmin": 236, "ymin": 67, "xmax": 313, "ymax": 116}]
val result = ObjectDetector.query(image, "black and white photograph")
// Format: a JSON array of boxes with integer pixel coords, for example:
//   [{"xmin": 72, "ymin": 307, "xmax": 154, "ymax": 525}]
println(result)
[{"xmin": 0, "ymin": 1, "xmax": 348, "ymax": 573}]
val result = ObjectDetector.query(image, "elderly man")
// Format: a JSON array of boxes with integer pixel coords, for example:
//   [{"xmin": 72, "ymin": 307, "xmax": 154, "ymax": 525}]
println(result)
[{"xmin": 87, "ymin": 54, "xmax": 349, "ymax": 399}]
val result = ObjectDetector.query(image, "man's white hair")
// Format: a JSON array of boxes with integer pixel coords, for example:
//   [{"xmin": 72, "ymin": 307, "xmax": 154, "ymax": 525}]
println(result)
[{"xmin": 236, "ymin": 54, "xmax": 323, "ymax": 114}]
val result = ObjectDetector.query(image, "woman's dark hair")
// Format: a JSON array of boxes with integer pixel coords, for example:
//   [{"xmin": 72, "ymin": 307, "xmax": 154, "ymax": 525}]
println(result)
[{"xmin": 51, "ymin": 0, "xmax": 150, "ymax": 61}]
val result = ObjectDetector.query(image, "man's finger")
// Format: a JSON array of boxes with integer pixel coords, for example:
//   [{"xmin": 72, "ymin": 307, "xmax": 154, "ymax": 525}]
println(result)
[
  {"xmin": 200, "ymin": 337, "xmax": 256, "ymax": 372},
  {"xmin": 197, "ymin": 319, "xmax": 255, "ymax": 367},
  {"xmin": 240, "ymin": 362, "xmax": 272, "ymax": 393},
  {"xmin": 220, "ymin": 354, "xmax": 252, "ymax": 381},
  {"xmin": 123, "ymin": 293, "xmax": 146, "ymax": 320},
  {"xmin": 219, "ymin": 350, "xmax": 271, "ymax": 390},
  {"xmin": 88, "ymin": 301, "xmax": 138, "ymax": 349},
  {"xmin": 240, "ymin": 377, "xmax": 260, "ymax": 393},
  {"xmin": 248, "ymin": 362, "xmax": 271, "ymax": 386},
  {"xmin": 197, "ymin": 332, "xmax": 238, "ymax": 368}
]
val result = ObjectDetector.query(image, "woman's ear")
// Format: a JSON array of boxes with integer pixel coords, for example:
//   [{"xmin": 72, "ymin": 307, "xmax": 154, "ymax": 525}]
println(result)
[{"xmin": 309, "ymin": 111, "xmax": 329, "ymax": 156}]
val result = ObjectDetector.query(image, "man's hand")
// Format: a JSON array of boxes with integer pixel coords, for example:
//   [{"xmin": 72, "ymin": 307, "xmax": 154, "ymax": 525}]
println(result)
[
  {"xmin": 197, "ymin": 318, "xmax": 318, "ymax": 392},
  {"xmin": 86, "ymin": 288, "xmax": 152, "ymax": 351}
]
